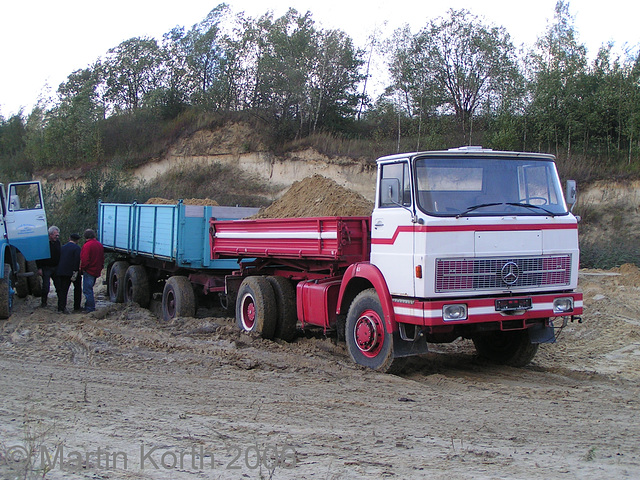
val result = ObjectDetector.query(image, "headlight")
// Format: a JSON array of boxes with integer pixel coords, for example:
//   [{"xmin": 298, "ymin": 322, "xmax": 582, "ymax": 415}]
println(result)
[
  {"xmin": 553, "ymin": 297, "xmax": 574, "ymax": 314},
  {"xmin": 443, "ymin": 304, "xmax": 467, "ymax": 321}
]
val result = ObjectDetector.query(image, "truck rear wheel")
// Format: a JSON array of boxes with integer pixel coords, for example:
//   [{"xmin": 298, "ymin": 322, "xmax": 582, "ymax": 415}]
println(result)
[
  {"xmin": 162, "ymin": 276, "xmax": 196, "ymax": 321},
  {"xmin": 0, "ymin": 264, "xmax": 13, "ymax": 319},
  {"xmin": 26, "ymin": 261, "xmax": 42, "ymax": 297},
  {"xmin": 267, "ymin": 276, "xmax": 297, "ymax": 341},
  {"xmin": 15, "ymin": 253, "xmax": 29, "ymax": 298},
  {"xmin": 108, "ymin": 261, "xmax": 129, "ymax": 303},
  {"xmin": 472, "ymin": 330, "xmax": 539, "ymax": 367},
  {"xmin": 124, "ymin": 265, "xmax": 150, "ymax": 307},
  {"xmin": 236, "ymin": 276, "xmax": 277, "ymax": 339},
  {"xmin": 345, "ymin": 288, "xmax": 404, "ymax": 373}
]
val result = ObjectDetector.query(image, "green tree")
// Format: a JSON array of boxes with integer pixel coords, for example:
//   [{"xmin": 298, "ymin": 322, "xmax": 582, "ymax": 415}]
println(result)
[
  {"xmin": 39, "ymin": 66, "xmax": 104, "ymax": 167},
  {"xmin": 528, "ymin": 0, "xmax": 587, "ymax": 156},
  {"xmin": 102, "ymin": 37, "xmax": 165, "ymax": 112},
  {"xmin": 0, "ymin": 113, "xmax": 33, "ymax": 179},
  {"xmin": 387, "ymin": 9, "xmax": 519, "ymax": 144}
]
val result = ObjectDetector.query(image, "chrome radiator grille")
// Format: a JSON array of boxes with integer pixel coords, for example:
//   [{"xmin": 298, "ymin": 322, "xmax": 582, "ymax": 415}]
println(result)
[{"xmin": 435, "ymin": 255, "xmax": 572, "ymax": 292}]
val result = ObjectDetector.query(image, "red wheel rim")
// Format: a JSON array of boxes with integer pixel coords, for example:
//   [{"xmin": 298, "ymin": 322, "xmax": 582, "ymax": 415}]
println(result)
[
  {"xmin": 240, "ymin": 294, "xmax": 256, "ymax": 330},
  {"xmin": 354, "ymin": 309, "xmax": 384, "ymax": 357}
]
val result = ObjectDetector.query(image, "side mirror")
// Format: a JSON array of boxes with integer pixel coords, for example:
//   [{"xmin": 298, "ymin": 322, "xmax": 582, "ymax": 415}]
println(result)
[
  {"xmin": 565, "ymin": 180, "xmax": 577, "ymax": 211},
  {"xmin": 380, "ymin": 178, "xmax": 401, "ymax": 206}
]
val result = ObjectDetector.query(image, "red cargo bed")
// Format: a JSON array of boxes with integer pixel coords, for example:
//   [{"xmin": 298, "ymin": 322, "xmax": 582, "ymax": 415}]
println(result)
[{"xmin": 210, "ymin": 216, "xmax": 370, "ymax": 265}]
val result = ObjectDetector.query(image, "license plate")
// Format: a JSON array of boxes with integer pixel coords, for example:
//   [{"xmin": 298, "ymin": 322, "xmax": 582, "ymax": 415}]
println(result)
[{"xmin": 495, "ymin": 298, "xmax": 532, "ymax": 311}]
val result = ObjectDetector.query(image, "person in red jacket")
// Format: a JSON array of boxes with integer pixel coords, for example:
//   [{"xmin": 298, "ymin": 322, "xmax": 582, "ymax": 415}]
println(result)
[{"xmin": 80, "ymin": 229, "xmax": 104, "ymax": 312}]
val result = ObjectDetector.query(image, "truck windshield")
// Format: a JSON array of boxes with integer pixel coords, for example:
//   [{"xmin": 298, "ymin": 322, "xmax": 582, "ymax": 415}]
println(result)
[{"xmin": 414, "ymin": 156, "xmax": 568, "ymax": 217}]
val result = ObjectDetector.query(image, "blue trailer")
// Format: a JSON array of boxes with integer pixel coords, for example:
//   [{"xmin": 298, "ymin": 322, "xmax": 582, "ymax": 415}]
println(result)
[{"xmin": 98, "ymin": 200, "xmax": 259, "ymax": 319}]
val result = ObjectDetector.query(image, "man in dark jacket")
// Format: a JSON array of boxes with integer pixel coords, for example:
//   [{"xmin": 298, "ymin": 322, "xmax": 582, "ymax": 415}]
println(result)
[
  {"xmin": 80, "ymin": 229, "xmax": 104, "ymax": 313},
  {"xmin": 36, "ymin": 226, "xmax": 61, "ymax": 308},
  {"xmin": 55, "ymin": 233, "xmax": 82, "ymax": 313}
]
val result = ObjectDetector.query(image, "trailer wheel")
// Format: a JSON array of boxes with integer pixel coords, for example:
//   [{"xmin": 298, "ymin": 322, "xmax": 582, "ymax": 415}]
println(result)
[
  {"xmin": 108, "ymin": 261, "xmax": 129, "ymax": 303},
  {"xmin": 0, "ymin": 264, "xmax": 13, "ymax": 319},
  {"xmin": 346, "ymin": 289, "xmax": 403, "ymax": 373},
  {"xmin": 236, "ymin": 276, "xmax": 277, "ymax": 339},
  {"xmin": 472, "ymin": 330, "xmax": 539, "ymax": 367},
  {"xmin": 14, "ymin": 253, "xmax": 29, "ymax": 298},
  {"xmin": 267, "ymin": 276, "xmax": 297, "ymax": 341},
  {"xmin": 162, "ymin": 276, "xmax": 196, "ymax": 321},
  {"xmin": 26, "ymin": 261, "xmax": 42, "ymax": 297},
  {"xmin": 124, "ymin": 265, "xmax": 150, "ymax": 308}
]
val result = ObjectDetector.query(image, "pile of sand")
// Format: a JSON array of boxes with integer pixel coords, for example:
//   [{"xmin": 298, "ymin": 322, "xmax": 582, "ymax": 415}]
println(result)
[
  {"xmin": 253, "ymin": 174, "xmax": 374, "ymax": 218},
  {"xmin": 145, "ymin": 198, "xmax": 220, "ymax": 206}
]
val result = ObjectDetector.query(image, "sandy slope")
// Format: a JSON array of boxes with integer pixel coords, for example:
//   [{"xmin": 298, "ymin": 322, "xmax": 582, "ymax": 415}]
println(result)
[{"xmin": 1, "ymin": 266, "xmax": 639, "ymax": 479}]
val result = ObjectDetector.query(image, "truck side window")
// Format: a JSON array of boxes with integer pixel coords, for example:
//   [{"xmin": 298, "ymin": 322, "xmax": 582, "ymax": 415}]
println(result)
[
  {"xmin": 379, "ymin": 162, "xmax": 411, "ymax": 208},
  {"xmin": 8, "ymin": 183, "xmax": 42, "ymax": 211}
]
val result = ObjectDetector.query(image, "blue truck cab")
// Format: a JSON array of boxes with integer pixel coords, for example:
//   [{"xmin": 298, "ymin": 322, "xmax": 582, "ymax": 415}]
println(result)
[{"xmin": 0, "ymin": 181, "xmax": 50, "ymax": 318}]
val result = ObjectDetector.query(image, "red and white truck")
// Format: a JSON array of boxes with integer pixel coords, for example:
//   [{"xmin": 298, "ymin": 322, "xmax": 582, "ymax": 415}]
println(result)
[{"xmin": 100, "ymin": 147, "xmax": 583, "ymax": 372}]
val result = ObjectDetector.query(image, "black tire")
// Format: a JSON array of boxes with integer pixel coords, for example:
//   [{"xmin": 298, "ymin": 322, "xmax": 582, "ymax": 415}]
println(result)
[
  {"xmin": 236, "ymin": 276, "xmax": 277, "ymax": 339},
  {"xmin": 345, "ymin": 288, "xmax": 403, "ymax": 373},
  {"xmin": 108, "ymin": 261, "xmax": 129, "ymax": 303},
  {"xmin": 267, "ymin": 276, "xmax": 297, "ymax": 341},
  {"xmin": 162, "ymin": 276, "xmax": 196, "ymax": 321},
  {"xmin": 0, "ymin": 264, "xmax": 13, "ymax": 319},
  {"xmin": 26, "ymin": 260, "xmax": 42, "ymax": 297},
  {"xmin": 124, "ymin": 265, "xmax": 150, "ymax": 307},
  {"xmin": 472, "ymin": 330, "xmax": 539, "ymax": 367},
  {"xmin": 15, "ymin": 252, "xmax": 29, "ymax": 298}
]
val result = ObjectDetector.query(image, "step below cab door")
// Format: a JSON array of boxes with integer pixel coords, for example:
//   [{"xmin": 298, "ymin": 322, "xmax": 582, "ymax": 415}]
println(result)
[{"xmin": 4, "ymin": 182, "xmax": 50, "ymax": 261}]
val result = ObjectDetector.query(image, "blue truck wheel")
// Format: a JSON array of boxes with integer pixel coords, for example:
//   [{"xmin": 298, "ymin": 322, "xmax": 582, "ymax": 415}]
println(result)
[
  {"xmin": 124, "ymin": 265, "xmax": 150, "ymax": 308},
  {"xmin": 108, "ymin": 261, "xmax": 129, "ymax": 303}
]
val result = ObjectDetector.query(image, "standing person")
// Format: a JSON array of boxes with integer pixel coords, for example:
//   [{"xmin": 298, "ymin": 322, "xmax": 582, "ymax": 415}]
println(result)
[
  {"xmin": 36, "ymin": 226, "xmax": 61, "ymax": 308},
  {"xmin": 80, "ymin": 229, "xmax": 104, "ymax": 313},
  {"xmin": 54, "ymin": 233, "xmax": 81, "ymax": 313}
]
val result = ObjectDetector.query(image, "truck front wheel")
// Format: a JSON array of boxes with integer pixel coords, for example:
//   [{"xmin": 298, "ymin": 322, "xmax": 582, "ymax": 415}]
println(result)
[
  {"xmin": 472, "ymin": 330, "xmax": 539, "ymax": 367},
  {"xmin": 162, "ymin": 276, "xmax": 196, "ymax": 321},
  {"xmin": 345, "ymin": 289, "xmax": 403, "ymax": 373},
  {"xmin": 236, "ymin": 276, "xmax": 277, "ymax": 339}
]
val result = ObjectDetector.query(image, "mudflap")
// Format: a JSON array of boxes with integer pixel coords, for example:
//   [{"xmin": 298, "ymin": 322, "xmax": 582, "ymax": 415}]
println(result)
[
  {"xmin": 528, "ymin": 323, "xmax": 555, "ymax": 344},
  {"xmin": 393, "ymin": 330, "xmax": 429, "ymax": 358}
]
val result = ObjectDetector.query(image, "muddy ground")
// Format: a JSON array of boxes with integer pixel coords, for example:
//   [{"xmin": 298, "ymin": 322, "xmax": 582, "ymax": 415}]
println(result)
[{"xmin": 1, "ymin": 265, "xmax": 639, "ymax": 480}]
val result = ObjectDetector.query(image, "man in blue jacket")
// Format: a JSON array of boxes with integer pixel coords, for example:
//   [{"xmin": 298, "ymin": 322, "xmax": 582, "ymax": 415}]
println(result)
[{"xmin": 55, "ymin": 233, "xmax": 82, "ymax": 313}]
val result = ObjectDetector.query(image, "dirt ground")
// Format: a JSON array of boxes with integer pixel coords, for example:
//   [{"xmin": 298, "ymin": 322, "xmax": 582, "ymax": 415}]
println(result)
[{"xmin": 0, "ymin": 264, "xmax": 638, "ymax": 480}]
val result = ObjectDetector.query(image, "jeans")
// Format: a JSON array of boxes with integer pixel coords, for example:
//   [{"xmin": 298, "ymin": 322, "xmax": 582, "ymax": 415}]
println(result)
[{"xmin": 83, "ymin": 273, "xmax": 97, "ymax": 312}]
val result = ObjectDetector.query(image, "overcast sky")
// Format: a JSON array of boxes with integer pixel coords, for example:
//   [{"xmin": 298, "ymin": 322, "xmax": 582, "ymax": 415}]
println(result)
[{"xmin": 1, "ymin": 0, "xmax": 638, "ymax": 118}]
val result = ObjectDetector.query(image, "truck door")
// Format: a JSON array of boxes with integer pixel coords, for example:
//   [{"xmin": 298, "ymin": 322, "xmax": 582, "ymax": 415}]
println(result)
[
  {"xmin": 0, "ymin": 184, "xmax": 7, "ymax": 241},
  {"xmin": 4, "ymin": 182, "xmax": 50, "ymax": 261},
  {"xmin": 370, "ymin": 161, "xmax": 415, "ymax": 297}
]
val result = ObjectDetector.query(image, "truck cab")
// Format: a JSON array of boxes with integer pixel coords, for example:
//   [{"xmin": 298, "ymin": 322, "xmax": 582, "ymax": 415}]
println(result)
[
  {"xmin": 0, "ymin": 181, "xmax": 49, "ymax": 318},
  {"xmin": 364, "ymin": 146, "xmax": 582, "ymax": 367}
]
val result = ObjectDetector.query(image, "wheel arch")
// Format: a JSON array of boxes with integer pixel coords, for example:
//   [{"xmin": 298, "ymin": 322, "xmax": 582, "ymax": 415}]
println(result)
[
  {"xmin": 0, "ymin": 244, "xmax": 17, "ymax": 278},
  {"xmin": 337, "ymin": 262, "xmax": 397, "ymax": 333}
]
